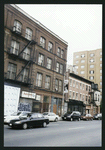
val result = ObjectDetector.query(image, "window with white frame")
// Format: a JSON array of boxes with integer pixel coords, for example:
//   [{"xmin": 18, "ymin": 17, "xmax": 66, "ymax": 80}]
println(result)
[
  {"xmin": 47, "ymin": 58, "xmax": 52, "ymax": 69},
  {"xmin": 100, "ymin": 82, "xmax": 102, "ymax": 85},
  {"xmin": 90, "ymin": 53, "xmax": 95, "ymax": 57},
  {"xmin": 89, "ymin": 86, "xmax": 91, "ymax": 92},
  {"xmin": 59, "ymin": 80, "xmax": 62, "ymax": 92},
  {"xmin": 80, "ymin": 94, "xmax": 82, "ymax": 101},
  {"xmin": 40, "ymin": 36, "xmax": 46, "ymax": 48},
  {"xmin": 76, "ymin": 93, "xmax": 78, "ymax": 100},
  {"xmin": 48, "ymin": 41, "xmax": 53, "ymax": 52},
  {"xmin": 90, "ymin": 65, "xmax": 94, "ymax": 68},
  {"xmin": 70, "ymin": 79, "xmax": 72, "ymax": 86},
  {"xmin": 81, "ymin": 65, "xmax": 85, "ymax": 69},
  {"xmin": 100, "ymin": 58, "xmax": 102, "ymax": 61},
  {"xmin": 73, "ymin": 92, "xmax": 75, "ymax": 99},
  {"xmin": 75, "ymin": 66, "xmax": 78, "ymax": 69},
  {"xmin": 22, "ymin": 47, "xmax": 31, "ymax": 60},
  {"xmin": 80, "ymin": 83, "xmax": 82, "ymax": 89},
  {"xmin": 100, "ymin": 69, "xmax": 102, "ymax": 73},
  {"xmin": 81, "ymin": 60, "xmax": 85, "ymax": 63},
  {"xmin": 89, "ymin": 76, "xmax": 94, "ymax": 80},
  {"xmin": 81, "ymin": 54, "xmax": 85, "ymax": 58},
  {"xmin": 76, "ymin": 82, "xmax": 78, "ymax": 88},
  {"xmin": 69, "ymin": 91, "xmax": 72, "ymax": 99},
  {"xmin": 25, "ymin": 28, "xmax": 33, "ymax": 40},
  {"xmin": 73, "ymin": 80, "xmax": 75, "ymax": 87},
  {"xmin": 60, "ymin": 64, "xmax": 63, "ymax": 74},
  {"xmin": 76, "ymin": 55, "xmax": 79, "ymax": 58},
  {"xmin": 100, "ymin": 52, "xmax": 102, "ymax": 55},
  {"xmin": 11, "ymin": 40, "xmax": 19, "ymax": 55},
  {"xmin": 86, "ymin": 85, "xmax": 88, "ymax": 91},
  {"xmin": 57, "ymin": 47, "xmax": 61, "ymax": 57},
  {"xmin": 20, "ymin": 68, "xmax": 29, "ymax": 82},
  {"xmin": 100, "ymin": 64, "xmax": 102, "ymax": 67},
  {"xmin": 13, "ymin": 20, "xmax": 22, "ymax": 33},
  {"xmin": 36, "ymin": 73, "xmax": 42, "ymax": 87},
  {"xmin": 55, "ymin": 79, "xmax": 58, "ymax": 91},
  {"xmin": 56, "ymin": 62, "xmax": 60, "ymax": 72},
  {"xmin": 82, "ymin": 95, "xmax": 84, "ymax": 101},
  {"xmin": 100, "ymin": 89, "xmax": 102, "ymax": 92},
  {"xmin": 45, "ymin": 75, "xmax": 51, "ymax": 89},
  {"xmin": 76, "ymin": 60, "xmax": 79, "ymax": 63},
  {"xmin": 89, "ymin": 59, "xmax": 94, "ymax": 62},
  {"xmin": 100, "ymin": 76, "xmax": 102, "ymax": 80},
  {"xmin": 7, "ymin": 63, "xmax": 17, "ymax": 80},
  {"xmin": 38, "ymin": 53, "xmax": 44, "ymax": 66},
  {"xmin": 89, "ymin": 70, "xmax": 94, "ymax": 74},
  {"xmin": 61, "ymin": 49, "xmax": 64, "ymax": 58},
  {"xmin": 81, "ymin": 71, "xmax": 84, "ymax": 74}
]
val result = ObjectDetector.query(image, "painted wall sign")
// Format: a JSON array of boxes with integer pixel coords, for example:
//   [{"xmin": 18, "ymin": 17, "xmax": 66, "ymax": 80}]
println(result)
[
  {"xmin": 21, "ymin": 91, "xmax": 36, "ymax": 99},
  {"xmin": 18, "ymin": 103, "xmax": 31, "ymax": 112}
]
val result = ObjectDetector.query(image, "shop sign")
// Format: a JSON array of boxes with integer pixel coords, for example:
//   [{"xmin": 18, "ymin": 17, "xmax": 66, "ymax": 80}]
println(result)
[
  {"xmin": 21, "ymin": 91, "xmax": 36, "ymax": 99},
  {"xmin": 18, "ymin": 103, "xmax": 31, "ymax": 112},
  {"xmin": 36, "ymin": 95, "xmax": 41, "ymax": 101}
]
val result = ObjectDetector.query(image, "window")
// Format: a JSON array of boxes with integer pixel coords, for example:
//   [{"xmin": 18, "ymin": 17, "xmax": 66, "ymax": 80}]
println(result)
[
  {"xmin": 40, "ymin": 36, "xmax": 46, "ymax": 48},
  {"xmin": 10, "ymin": 40, "xmax": 19, "ymax": 55},
  {"xmin": 100, "ymin": 89, "xmax": 102, "ymax": 92},
  {"xmin": 48, "ymin": 42, "xmax": 53, "ymax": 52},
  {"xmin": 81, "ymin": 60, "xmax": 85, "ymax": 63},
  {"xmin": 60, "ymin": 64, "xmax": 63, "ymax": 74},
  {"xmin": 90, "ymin": 59, "xmax": 94, "ymax": 62},
  {"xmin": 57, "ymin": 47, "xmax": 61, "ymax": 57},
  {"xmin": 76, "ymin": 82, "xmax": 78, "ymax": 88},
  {"xmin": 82, "ymin": 95, "xmax": 84, "ymax": 101},
  {"xmin": 89, "ymin": 96, "xmax": 90, "ymax": 103},
  {"xmin": 13, "ymin": 20, "xmax": 22, "ymax": 33},
  {"xmin": 89, "ymin": 86, "xmax": 91, "ymax": 92},
  {"xmin": 75, "ymin": 66, "xmax": 78, "ymax": 69},
  {"xmin": 45, "ymin": 75, "xmax": 51, "ymax": 89},
  {"xmin": 76, "ymin": 93, "xmax": 78, "ymax": 100},
  {"xmin": 90, "ymin": 53, "xmax": 95, "ymax": 57},
  {"xmin": 83, "ymin": 84, "xmax": 84, "ymax": 90},
  {"xmin": 76, "ymin": 60, "xmax": 79, "ymax": 63},
  {"xmin": 55, "ymin": 79, "xmax": 58, "ymax": 91},
  {"xmin": 80, "ymin": 94, "xmax": 82, "ymax": 101},
  {"xmin": 36, "ymin": 73, "xmax": 43, "ymax": 87},
  {"xmin": 100, "ymin": 70, "xmax": 102, "ymax": 73},
  {"xmin": 20, "ymin": 68, "xmax": 29, "ymax": 82},
  {"xmin": 100, "ymin": 64, "xmax": 102, "ymax": 67},
  {"xmin": 100, "ymin": 58, "xmax": 102, "ymax": 61},
  {"xmin": 76, "ymin": 55, "xmax": 79, "ymax": 58},
  {"xmin": 22, "ymin": 47, "xmax": 31, "ymax": 60},
  {"xmin": 81, "ymin": 54, "xmax": 85, "ymax": 58},
  {"xmin": 100, "ymin": 82, "xmax": 102, "ymax": 85},
  {"xmin": 7, "ymin": 63, "xmax": 17, "ymax": 80},
  {"xmin": 86, "ymin": 85, "xmax": 88, "ymax": 91},
  {"xmin": 38, "ymin": 53, "xmax": 44, "ymax": 66},
  {"xmin": 81, "ymin": 65, "xmax": 85, "ymax": 69},
  {"xmin": 73, "ymin": 80, "xmax": 75, "ymax": 87},
  {"xmin": 100, "ymin": 76, "xmax": 102, "ymax": 80},
  {"xmin": 69, "ymin": 91, "xmax": 72, "ymax": 99},
  {"xmin": 89, "ymin": 76, "xmax": 94, "ymax": 80},
  {"xmin": 100, "ymin": 52, "xmax": 102, "ymax": 55},
  {"xmin": 59, "ymin": 80, "xmax": 62, "ymax": 92},
  {"xmin": 90, "ymin": 65, "xmax": 94, "ymax": 68},
  {"xmin": 56, "ymin": 62, "xmax": 60, "ymax": 72},
  {"xmin": 70, "ymin": 79, "xmax": 72, "ymax": 86},
  {"xmin": 81, "ymin": 71, "xmax": 84, "ymax": 74},
  {"xmin": 61, "ymin": 50, "xmax": 64, "ymax": 58},
  {"xmin": 86, "ymin": 96, "xmax": 88, "ymax": 103},
  {"xmin": 25, "ymin": 28, "xmax": 32, "ymax": 40},
  {"xmin": 89, "ymin": 70, "xmax": 94, "ymax": 74},
  {"xmin": 73, "ymin": 92, "xmax": 75, "ymax": 99},
  {"xmin": 47, "ymin": 58, "xmax": 52, "ymax": 69},
  {"xmin": 80, "ymin": 83, "xmax": 82, "ymax": 89}
]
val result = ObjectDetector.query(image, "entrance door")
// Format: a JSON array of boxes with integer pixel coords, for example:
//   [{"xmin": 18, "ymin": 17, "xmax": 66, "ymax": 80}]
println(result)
[{"xmin": 53, "ymin": 104, "xmax": 57, "ymax": 114}]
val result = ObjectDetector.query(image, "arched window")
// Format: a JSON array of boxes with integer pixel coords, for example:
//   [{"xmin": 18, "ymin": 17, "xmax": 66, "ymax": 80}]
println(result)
[{"xmin": 13, "ymin": 20, "xmax": 22, "ymax": 33}]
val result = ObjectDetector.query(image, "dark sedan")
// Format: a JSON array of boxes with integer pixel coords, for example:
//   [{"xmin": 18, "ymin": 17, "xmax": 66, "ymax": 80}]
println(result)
[{"xmin": 8, "ymin": 113, "xmax": 49, "ymax": 129}]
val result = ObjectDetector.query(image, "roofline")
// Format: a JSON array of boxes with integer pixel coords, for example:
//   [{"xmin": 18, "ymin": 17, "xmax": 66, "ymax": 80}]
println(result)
[{"xmin": 10, "ymin": 4, "xmax": 68, "ymax": 45}]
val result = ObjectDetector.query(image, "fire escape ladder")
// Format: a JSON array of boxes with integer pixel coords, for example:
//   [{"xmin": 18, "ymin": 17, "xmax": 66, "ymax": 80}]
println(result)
[
  {"xmin": 15, "ymin": 61, "xmax": 31, "ymax": 80},
  {"xmin": 18, "ymin": 40, "xmax": 34, "ymax": 57}
]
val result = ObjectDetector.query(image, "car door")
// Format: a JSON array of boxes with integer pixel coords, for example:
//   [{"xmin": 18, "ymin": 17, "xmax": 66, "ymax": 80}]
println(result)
[
  {"xmin": 37, "ymin": 113, "xmax": 45, "ymax": 125},
  {"xmin": 48, "ymin": 113, "xmax": 55, "ymax": 121},
  {"xmin": 29, "ymin": 114, "xmax": 39, "ymax": 127},
  {"xmin": 72, "ymin": 113, "xmax": 77, "ymax": 120}
]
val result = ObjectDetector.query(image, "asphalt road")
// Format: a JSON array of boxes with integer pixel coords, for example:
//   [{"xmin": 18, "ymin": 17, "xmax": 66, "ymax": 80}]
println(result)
[{"xmin": 4, "ymin": 120, "xmax": 102, "ymax": 147}]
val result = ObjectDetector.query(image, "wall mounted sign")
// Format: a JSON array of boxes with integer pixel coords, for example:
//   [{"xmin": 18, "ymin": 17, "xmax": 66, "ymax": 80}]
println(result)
[{"xmin": 21, "ymin": 91, "xmax": 36, "ymax": 99}]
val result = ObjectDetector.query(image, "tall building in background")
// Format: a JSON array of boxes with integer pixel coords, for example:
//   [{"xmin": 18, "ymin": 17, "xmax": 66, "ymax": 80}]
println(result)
[{"xmin": 73, "ymin": 49, "xmax": 102, "ymax": 100}]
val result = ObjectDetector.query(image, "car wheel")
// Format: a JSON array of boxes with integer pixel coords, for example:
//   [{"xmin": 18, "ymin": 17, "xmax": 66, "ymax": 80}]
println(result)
[
  {"xmin": 70, "ymin": 118, "xmax": 73, "ymax": 121},
  {"xmin": 78, "ymin": 118, "xmax": 80, "ymax": 121},
  {"xmin": 43, "ymin": 122, "xmax": 47, "ymax": 128},
  {"xmin": 23, "ymin": 123, "xmax": 27, "ymax": 129},
  {"xmin": 55, "ymin": 118, "xmax": 58, "ymax": 122}
]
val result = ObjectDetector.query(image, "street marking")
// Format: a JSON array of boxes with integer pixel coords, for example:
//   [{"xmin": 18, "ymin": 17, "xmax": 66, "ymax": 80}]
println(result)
[{"xmin": 68, "ymin": 127, "xmax": 85, "ymax": 130}]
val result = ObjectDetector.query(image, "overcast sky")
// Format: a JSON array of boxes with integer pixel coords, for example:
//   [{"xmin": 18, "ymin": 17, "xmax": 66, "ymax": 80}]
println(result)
[{"xmin": 17, "ymin": 4, "xmax": 102, "ymax": 65}]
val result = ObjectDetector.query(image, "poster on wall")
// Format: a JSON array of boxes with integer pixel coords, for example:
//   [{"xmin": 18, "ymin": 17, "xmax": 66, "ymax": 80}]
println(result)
[
  {"xmin": 18, "ymin": 103, "xmax": 31, "ymax": 112},
  {"xmin": 4, "ymin": 85, "xmax": 20, "ymax": 116}
]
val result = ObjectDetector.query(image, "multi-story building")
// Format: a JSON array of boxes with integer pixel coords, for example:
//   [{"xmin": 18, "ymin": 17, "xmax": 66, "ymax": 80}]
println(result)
[
  {"xmin": 64, "ymin": 69, "xmax": 101, "ymax": 116},
  {"xmin": 4, "ymin": 4, "xmax": 68, "ymax": 116},
  {"xmin": 73, "ymin": 49, "xmax": 102, "ymax": 100}
]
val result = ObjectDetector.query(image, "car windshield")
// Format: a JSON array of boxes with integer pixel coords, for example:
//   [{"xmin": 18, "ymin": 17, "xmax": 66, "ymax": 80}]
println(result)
[
  {"xmin": 11, "ymin": 112, "xmax": 21, "ymax": 116},
  {"xmin": 43, "ymin": 112, "xmax": 48, "ymax": 115}
]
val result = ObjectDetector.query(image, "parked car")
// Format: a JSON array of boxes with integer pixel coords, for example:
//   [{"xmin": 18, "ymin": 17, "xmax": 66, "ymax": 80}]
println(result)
[
  {"xmin": 4, "ymin": 111, "xmax": 31, "ymax": 124},
  {"xmin": 81, "ymin": 114, "xmax": 93, "ymax": 121},
  {"xmin": 8, "ymin": 113, "xmax": 49, "ymax": 129},
  {"xmin": 43, "ymin": 112, "xmax": 59, "ymax": 122},
  {"xmin": 93, "ymin": 113, "xmax": 102, "ymax": 120},
  {"xmin": 62, "ymin": 111, "xmax": 81, "ymax": 121}
]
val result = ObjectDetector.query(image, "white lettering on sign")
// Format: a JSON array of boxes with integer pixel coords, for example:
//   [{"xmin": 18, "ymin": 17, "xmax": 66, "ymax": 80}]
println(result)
[{"xmin": 21, "ymin": 91, "xmax": 36, "ymax": 99}]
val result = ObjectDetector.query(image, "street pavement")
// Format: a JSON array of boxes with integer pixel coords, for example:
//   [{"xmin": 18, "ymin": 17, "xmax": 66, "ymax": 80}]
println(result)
[{"xmin": 4, "ymin": 120, "xmax": 102, "ymax": 147}]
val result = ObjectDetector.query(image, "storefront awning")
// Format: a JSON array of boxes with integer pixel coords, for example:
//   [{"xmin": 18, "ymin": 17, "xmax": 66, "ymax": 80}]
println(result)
[{"xmin": 69, "ymin": 99, "xmax": 86, "ymax": 107}]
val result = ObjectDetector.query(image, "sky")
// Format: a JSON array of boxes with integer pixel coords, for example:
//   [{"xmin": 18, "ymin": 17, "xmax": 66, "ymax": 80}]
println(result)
[{"xmin": 16, "ymin": 4, "xmax": 102, "ymax": 65}]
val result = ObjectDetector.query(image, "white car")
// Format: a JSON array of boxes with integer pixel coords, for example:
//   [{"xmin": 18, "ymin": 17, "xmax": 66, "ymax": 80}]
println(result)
[
  {"xmin": 4, "ymin": 111, "xmax": 31, "ymax": 124},
  {"xmin": 43, "ymin": 112, "xmax": 59, "ymax": 122}
]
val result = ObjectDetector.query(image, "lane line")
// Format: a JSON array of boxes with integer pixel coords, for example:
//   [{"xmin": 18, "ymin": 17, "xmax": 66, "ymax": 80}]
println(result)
[{"xmin": 68, "ymin": 127, "xmax": 85, "ymax": 130}]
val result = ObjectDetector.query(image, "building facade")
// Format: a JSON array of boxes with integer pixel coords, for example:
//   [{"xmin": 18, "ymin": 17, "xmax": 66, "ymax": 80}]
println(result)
[
  {"xmin": 64, "ymin": 69, "xmax": 101, "ymax": 116},
  {"xmin": 4, "ymin": 4, "xmax": 68, "ymax": 116},
  {"xmin": 73, "ymin": 49, "xmax": 102, "ymax": 100}
]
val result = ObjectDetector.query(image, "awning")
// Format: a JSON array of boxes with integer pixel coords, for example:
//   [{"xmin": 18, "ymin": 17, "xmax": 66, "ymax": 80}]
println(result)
[{"xmin": 68, "ymin": 99, "xmax": 86, "ymax": 107}]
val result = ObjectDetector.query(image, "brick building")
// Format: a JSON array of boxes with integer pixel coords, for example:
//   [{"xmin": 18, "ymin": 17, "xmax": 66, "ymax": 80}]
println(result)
[{"xmin": 4, "ymin": 4, "xmax": 68, "ymax": 116}]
